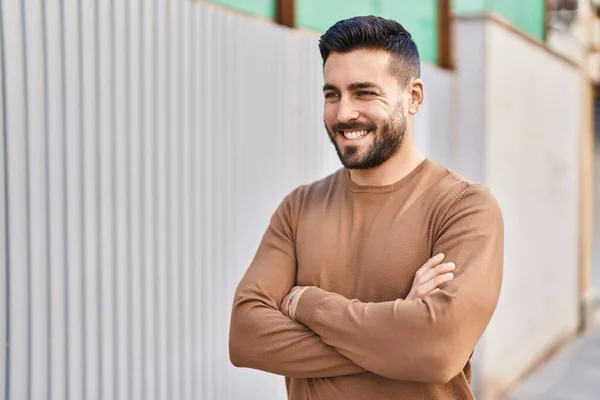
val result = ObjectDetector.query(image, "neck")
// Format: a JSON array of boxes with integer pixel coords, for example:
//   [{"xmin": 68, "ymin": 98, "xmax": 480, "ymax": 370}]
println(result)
[{"xmin": 348, "ymin": 133, "xmax": 425, "ymax": 187}]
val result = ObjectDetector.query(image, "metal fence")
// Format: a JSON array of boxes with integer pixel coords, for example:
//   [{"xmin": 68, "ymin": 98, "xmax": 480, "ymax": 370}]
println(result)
[{"xmin": 0, "ymin": 0, "xmax": 455, "ymax": 399}]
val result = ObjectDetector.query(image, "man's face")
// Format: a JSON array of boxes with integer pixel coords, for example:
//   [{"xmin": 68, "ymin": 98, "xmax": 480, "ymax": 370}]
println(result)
[{"xmin": 323, "ymin": 49, "xmax": 409, "ymax": 170}]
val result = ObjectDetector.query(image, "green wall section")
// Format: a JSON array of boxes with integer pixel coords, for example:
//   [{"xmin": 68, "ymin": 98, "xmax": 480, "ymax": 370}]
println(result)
[
  {"xmin": 454, "ymin": 0, "xmax": 546, "ymax": 39},
  {"xmin": 379, "ymin": 0, "xmax": 438, "ymax": 64},
  {"xmin": 453, "ymin": 0, "xmax": 486, "ymax": 14},
  {"xmin": 488, "ymin": 0, "xmax": 546, "ymax": 39},
  {"xmin": 296, "ymin": 0, "xmax": 439, "ymax": 63},
  {"xmin": 204, "ymin": 0, "xmax": 546, "ymax": 63},
  {"xmin": 206, "ymin": 0, "xmax": 276, "ymax": 19}
]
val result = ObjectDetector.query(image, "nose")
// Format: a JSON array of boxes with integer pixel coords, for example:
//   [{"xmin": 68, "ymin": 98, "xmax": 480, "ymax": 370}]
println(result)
[{"xmin": 336, "ymin": 97, "xmax": 359, "ymax": 123}]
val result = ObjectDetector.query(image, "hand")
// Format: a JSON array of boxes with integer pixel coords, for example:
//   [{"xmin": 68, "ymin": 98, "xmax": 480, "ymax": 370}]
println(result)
[
  {"xmin": 406, "ymin": 253, "xmax": 455, "ymax": 301},
  {"xmin": 280, "ymin": 286, "xmax": 310, "ymax": 319}
]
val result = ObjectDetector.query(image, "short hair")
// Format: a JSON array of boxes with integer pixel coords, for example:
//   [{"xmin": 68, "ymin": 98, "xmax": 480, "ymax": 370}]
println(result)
[{"xmin": 318, "ymin": 16, "xmax": 420, "ymax": 86}]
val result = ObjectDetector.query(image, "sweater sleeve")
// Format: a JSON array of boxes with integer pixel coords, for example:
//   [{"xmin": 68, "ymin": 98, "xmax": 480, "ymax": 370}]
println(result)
[
  {"xmin": 229, "ymin": 190, "xmax": 365, "ymax": 378},
  {"xmin": 293, "ymin": 185, "xmax": 504, "ymax": 383}
]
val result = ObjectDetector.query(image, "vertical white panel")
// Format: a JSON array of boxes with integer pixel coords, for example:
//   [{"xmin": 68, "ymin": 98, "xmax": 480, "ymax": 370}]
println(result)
[
  {"xmin": 172, "ymin": 0, "xmax": 183, "ymax": 399},
  {"xmin": 199, "ymin": 7, "xmax": 214, "ymax": 398},
  {"xmin": 219, "ymin": 13, "xmax": 237, "ymax": 399},
  {"xmin": 128, "ymin": 0, "xmax": 143, "ymax": 399},
  {"xmin": 97, "ymin": 1, "xmax": 116, "ymax": 398},
  {"xmin": 3, "ymin": 0, "xmax": 30, "ymax": 398},
  {"xmin": 63, "ymin": 0, "xmax": 84, "ymax": 398},
  {"xmin": 218, "ymin": 12, "xmax": 228, "ymax": 399},
  {"xmin": 112, "ymin": 0, "xmax": 130, "ymax": 398},
  {"xmin": 294, "ymin": 32, "xmax": 305, "ymax": 189},
  {"xmin": 81, "ymin": 1, "xmax": 100, "ymax": 399},
  {"xmin": 141, "ymin": 0, "xmax": 157, "ymax": 398},
  {"xmin": 154, "ymin": 0, "xmax": 169, "ymax": 398},
  {"xmin": 193, "ymin": 6, "xmax": 204, "ymax": 399},
  {"xmin": 167, "ymin": 1, "xmax": 181, "ymax": 399},
  {"xmin": 180, "ymin": 1, "xmax": 192, "ymax": 399},
  {"xmin": 23, "ymin": 0, "xmax": 49, "ymax": 398},
  {"xmin": 271, "ymin": 21, "xmax": 284, "ymax": 193},
  {"xmin": 0, "ymin": 1, "xmax": 7, "ymax": 397},
  {"xmin": 229, "ymin": 15, "xmax": 244, "ymax": 400},
  {"xmin": 44, "ymin": 0, "xmax": 68, "ymax": 398}
]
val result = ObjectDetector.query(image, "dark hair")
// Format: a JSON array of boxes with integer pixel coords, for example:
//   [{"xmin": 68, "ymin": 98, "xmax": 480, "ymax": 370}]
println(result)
[{"xmin": 319, "ymin": 16, "xmax": 420, "ymax": 86}]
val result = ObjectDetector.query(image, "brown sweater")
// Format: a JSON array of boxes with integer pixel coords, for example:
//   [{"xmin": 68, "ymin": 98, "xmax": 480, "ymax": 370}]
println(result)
[{"xmin": 229, "ymin": 159, "xmax": 504, "ymax": 399}]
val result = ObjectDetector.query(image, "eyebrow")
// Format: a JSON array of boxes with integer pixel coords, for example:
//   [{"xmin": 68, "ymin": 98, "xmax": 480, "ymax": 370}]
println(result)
[{"xmin": 323, "ymin": 81, "xmax": 383, "ymax": 92}]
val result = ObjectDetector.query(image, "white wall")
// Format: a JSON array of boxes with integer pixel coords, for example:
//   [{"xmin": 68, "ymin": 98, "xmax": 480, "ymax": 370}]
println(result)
[
  {"xmin": 455, "ymin": 18, "xmax": 488, "ymax": 184},
  {"xmin": 0, "ymin": 1, "xmax": 454, "ymax": 399},
  {"xmin": 456, "ymin": 15, "xmax": 584, "ymax": 399},
  {"xmin": 415, "ymin": 66, "xmax": 456, "ymax": 168}
]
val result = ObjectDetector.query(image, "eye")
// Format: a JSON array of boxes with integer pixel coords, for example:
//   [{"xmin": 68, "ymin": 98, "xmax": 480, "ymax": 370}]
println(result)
[
  {"xmin": 357, "ymin": 91, "xmax": 376, "ymax": 97},
  {"xmin": 324, "ymin": 92, "xmax": 340, "ymax": 99}
]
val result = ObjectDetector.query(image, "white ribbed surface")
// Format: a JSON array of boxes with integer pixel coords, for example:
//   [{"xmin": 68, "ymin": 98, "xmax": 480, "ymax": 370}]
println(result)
[{"xmin": 0, "ymin": 1, "xmax": 452, "ymax": 399}]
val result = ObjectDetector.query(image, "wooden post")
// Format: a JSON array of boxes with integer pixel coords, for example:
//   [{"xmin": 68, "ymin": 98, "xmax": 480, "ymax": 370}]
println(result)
[
  {"xmin": 543, "ymin": 0, "xmax": 548, "ymax": 42},
  {"xmin": 276, "ymin": 0, "xmax": 295, "ymax": 28},
  {"xmin": 438, "ymin": 0, "xmax": 454, "ymax": 70}
]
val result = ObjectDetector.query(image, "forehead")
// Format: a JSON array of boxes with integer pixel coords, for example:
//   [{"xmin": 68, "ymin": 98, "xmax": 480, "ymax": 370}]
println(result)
[{"xmin": 323, "ymin": 48, "xmax": 396, "ymax": 88}]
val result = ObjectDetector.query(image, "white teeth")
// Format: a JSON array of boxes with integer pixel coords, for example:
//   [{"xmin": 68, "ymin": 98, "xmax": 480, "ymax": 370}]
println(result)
[{"xmin": 343, "ymin": 130, "xmax": 369, "ymax": 140}]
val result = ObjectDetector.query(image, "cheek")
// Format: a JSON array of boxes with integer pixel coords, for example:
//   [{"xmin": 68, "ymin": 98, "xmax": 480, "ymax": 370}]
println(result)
[
  {"xmin": 360, "ymin": 104, "xmax": 388, "ymax": 123},
  {"xmin": 323, "ymin": 104, "xmax": 337, "ymax": 122},
  {"xmin": 323, "ymin": 105, "xmax": 339, "ymax": 131}
]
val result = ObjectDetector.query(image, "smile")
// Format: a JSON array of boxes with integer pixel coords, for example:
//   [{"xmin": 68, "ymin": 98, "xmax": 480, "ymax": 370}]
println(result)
[{"xmin": 339, "ymin": 130, "xmax": 372, "ymax": 140}]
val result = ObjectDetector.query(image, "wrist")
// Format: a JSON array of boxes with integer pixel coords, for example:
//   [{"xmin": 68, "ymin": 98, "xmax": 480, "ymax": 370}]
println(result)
[{"xmin": 289, "ymin": 286, "xmax": 310, "ymax": 320}]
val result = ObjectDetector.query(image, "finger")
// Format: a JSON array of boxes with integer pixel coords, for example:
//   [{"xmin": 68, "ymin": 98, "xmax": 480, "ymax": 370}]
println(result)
[
  {"xmin": 415, "ymin": 253, "xmax": 445, "ymax": 278},
  {"xmin": 417, "ymin": 262, "xmax": 455, "ymax": 285},
  {"xmin": 415, "ymin": 272, "xmax": 454, "ymax": 298}
]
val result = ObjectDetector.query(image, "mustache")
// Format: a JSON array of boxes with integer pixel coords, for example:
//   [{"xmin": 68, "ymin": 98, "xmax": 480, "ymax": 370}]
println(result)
[{"xmin": 331, "ymin": 121, "xmax": 376, "ymax": 132}]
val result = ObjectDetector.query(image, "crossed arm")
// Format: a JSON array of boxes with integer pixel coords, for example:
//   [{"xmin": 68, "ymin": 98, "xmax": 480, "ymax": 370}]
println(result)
[
  {"xmin": 229, "ymin": 185, "xmax": 503, "ymax": 382},
  {"xmin": 228, "ymin": 191, "xmax": 365, "ymax": 378}
]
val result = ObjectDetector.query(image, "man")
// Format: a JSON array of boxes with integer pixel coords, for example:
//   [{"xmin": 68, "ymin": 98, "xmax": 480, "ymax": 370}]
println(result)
[{"xmin": 229, "ymin": 16, "xmax": 503, "ymax": 399}]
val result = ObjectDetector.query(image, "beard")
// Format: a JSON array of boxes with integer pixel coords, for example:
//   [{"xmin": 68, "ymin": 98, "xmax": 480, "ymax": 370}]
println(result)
[{"xmin": 326, "ymin": 102, "xmax": 407, "ymax": 170}]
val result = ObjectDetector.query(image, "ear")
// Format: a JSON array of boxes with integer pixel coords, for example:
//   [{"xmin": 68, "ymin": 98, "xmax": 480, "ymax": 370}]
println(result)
[{"xmin": 407, "ymin": 78, "xmax": 424, "ymax": 115}]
